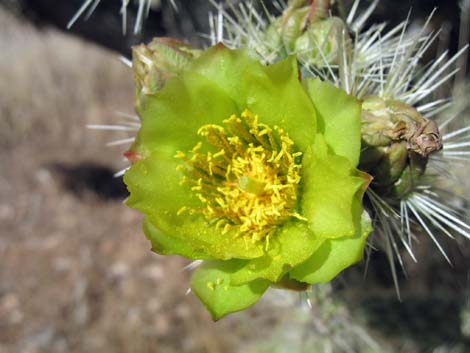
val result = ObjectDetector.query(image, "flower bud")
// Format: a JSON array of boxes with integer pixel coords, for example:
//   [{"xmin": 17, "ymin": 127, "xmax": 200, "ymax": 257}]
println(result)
[
  {"xmin": 359, "ymin": 96, "xmax": 443, "ymax": 199},
  {"xmin": 132, "ymin": 38, "xmax": 201, "ymax": 113},
  {"xmin": 294, "ymin": 16, "xmax": 346, "ymax": 65},
  {"xmin": 263, "ymin": 0, "xmax": 347, "ymax": 65}
]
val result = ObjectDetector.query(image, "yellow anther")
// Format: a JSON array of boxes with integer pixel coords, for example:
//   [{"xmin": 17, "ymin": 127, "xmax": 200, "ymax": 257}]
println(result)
[
  {"xmin": 228, "ymin": 136, "xmax": 240, "ymax": 145},
  {"xmin": 222, "ymin": 223, "xmax": 231, "ymax": 234},
  {"xmin": 174, "ymin": 151, "xmax": 186, "ymax": 159},
  {"xmin": 258, "ymin": 128, "xmax": 271, "ymax": 136},
  {"xmin": 177, "ymin": 206, "xmax": 188, "ymax": 216},
  {"xmin": 293, "ymin": 213, "xmax": 309, "ymax": 222},
  {"xmin": 190, "ymin": 141, "xmax": 202, "ymax": 153},
  {"xmin": 215, "ymin": 219, "xmax": 226, "ymax": 229},
  {"xmin": 215, "ymin": 197, "xmax": 226, "ymax": 208},
  {"xmin": 213, "ymin": 149, "xmax": 225, "ymax": 158}
]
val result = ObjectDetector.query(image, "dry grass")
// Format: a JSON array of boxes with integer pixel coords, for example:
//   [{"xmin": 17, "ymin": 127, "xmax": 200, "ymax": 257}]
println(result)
[{"xmin": 0, "ymin": 13, "xmax": 127, "ymax": 150}]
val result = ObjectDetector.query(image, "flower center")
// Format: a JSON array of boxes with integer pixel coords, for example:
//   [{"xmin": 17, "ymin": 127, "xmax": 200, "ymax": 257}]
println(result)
[{"xmin": 176, "ymin": 110, "xmax": 305, "ymax": 242}]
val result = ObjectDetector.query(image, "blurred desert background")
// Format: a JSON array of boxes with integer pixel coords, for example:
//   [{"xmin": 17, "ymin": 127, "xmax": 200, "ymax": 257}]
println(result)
[{"xmin": 0, "ymin": 1, "xmax": 469, "ymax": 353}]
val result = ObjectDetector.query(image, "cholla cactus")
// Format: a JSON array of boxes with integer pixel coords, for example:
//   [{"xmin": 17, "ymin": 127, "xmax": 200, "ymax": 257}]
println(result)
[
  {"xmin": 206, "ymin": 0, "xmax": 470, "ymax": 293},
  {"xmin": 86, "ymin": 0, "xmax": 469, "ymax": 321}
]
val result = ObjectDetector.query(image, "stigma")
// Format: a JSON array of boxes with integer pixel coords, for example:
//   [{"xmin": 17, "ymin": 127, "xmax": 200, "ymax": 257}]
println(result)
[{"xmin": 176, "ymin": 110, "xmax": 305, "ymax": 243}]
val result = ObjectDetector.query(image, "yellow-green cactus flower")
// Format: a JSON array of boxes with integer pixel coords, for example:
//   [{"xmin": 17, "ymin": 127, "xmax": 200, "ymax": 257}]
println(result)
[{"xmin": 124, "ymin": 44, "xmax": 372, "ymax": 320}]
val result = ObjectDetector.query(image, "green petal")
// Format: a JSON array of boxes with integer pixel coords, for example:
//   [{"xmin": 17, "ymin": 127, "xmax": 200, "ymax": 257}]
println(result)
[
  {"xmin": 242, "ymin": 56, "xmax": 317, "ymax": 151},
  {"xmin": 124, "ymin": 154, "xmax": 264, "ymax": 260},
  {"xmin": 289, "ymin": 211, "xmax": 372, "ymax": 284},
  {"xmin": 143, "ymin": 216, "xmax": 213, "ymax": 260},
  {"xmin": 163, "ymin": 217, "xmax": 264, "ymax": 260},
  {"xmin": 124, "ymin": 152, "xmax": 198, "ymax": 220},
  {"xmin": 230, "ymin": 221, "xmax": 323, "ymax": 285},
  {"xmin": 191, "ymin": 46, "xmax": 317, "ymax": 150},
  {"xmin": 189, "ymin": 45, "xmax": 254, "ymax": 108},
  {"xmin": 132, "ymin": 70, "xmax": 238, "ymax": 157},
  {"xmin": 301, "ymin": 135, "xmax": 366, "ymax": 239},
  {"xmin": 304, "ymin": 78, "xmax": 361, "ymax": 166},
  {"xmin": 190, "ymin": 260, "xmax": 270, "ymax": 320}
]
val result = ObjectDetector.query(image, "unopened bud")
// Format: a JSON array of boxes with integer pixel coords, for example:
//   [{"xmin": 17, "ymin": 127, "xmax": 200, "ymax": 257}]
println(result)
[
  {"xmin": 295, "ymin": 17, "xmax": 346, "ymax": 65},
  {"xmin": 282, "ymin": 6, "xmax": 311, "ymax": 52},
  {"xmin": 359, "ymin": 96, "xmax": 443, "ymax": 199},
  {"xmin": 385, "ymin": 100, "xmax": 442, "ymax": 156},
  {"xmin": 132, "ymin": 38, "xmax": 201, "ymax": 113},
  {"xmin": 263, "ymin": 0, "xmax": 346, "ymax": 65}
]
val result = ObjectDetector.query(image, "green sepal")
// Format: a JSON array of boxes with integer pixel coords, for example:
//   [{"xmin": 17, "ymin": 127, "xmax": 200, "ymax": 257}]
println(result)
[
  {"xmin": 294, "ymin": 17, "xmax": 345, "ymax": 66},
  {"xmin": 281, "ymin": 7, "xmax": 309, "ymax": 51},
  {"xmin": 301, "ymin": 136, "xmax": 366, "ymax": 239},
  {"xmin": 190, "ymin": 261, "xmax": 270, "ymax": 321},
  {"xmin": 289, "ymin": 211, "xmax": 372, "ymax": 284},
  {"xmin": 229, "ymin": 221, "xmax": 322, "ymax": 285},
  {"xmin": 132, "ymin": 37, "xmax": 200, "ymax": 113},
  {"xmin": 304, "ymin": 77, "xmax": 362, "ymax": 166}
]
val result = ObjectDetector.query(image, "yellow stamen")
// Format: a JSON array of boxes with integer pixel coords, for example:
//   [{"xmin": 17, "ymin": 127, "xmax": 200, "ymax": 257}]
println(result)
[{"xmin": 175, "ymin": 110, "xmax": 303, "ymax": 243}]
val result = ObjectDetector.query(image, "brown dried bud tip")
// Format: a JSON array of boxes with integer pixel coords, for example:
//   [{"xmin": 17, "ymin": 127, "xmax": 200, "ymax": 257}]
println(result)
[
  {"xmin": 132, "ymin": 38, "xmax": 201, "ymax": 112},
  {"xmin": 361, "ymin": 97, "xmax": 443, "ymax": 158},
  {"xmin": 406, "ymin": 120, "xmax": 442, "ymax": 157},
  {"xmin": 359, "ymin": 96, "xmax": 443, "ymax": 198}
]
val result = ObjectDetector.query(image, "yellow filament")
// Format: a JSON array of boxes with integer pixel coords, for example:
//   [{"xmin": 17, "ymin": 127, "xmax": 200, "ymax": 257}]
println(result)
[{"xmin": 176, "ymin": 110, "xmax": 304, "ymax": 243}]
